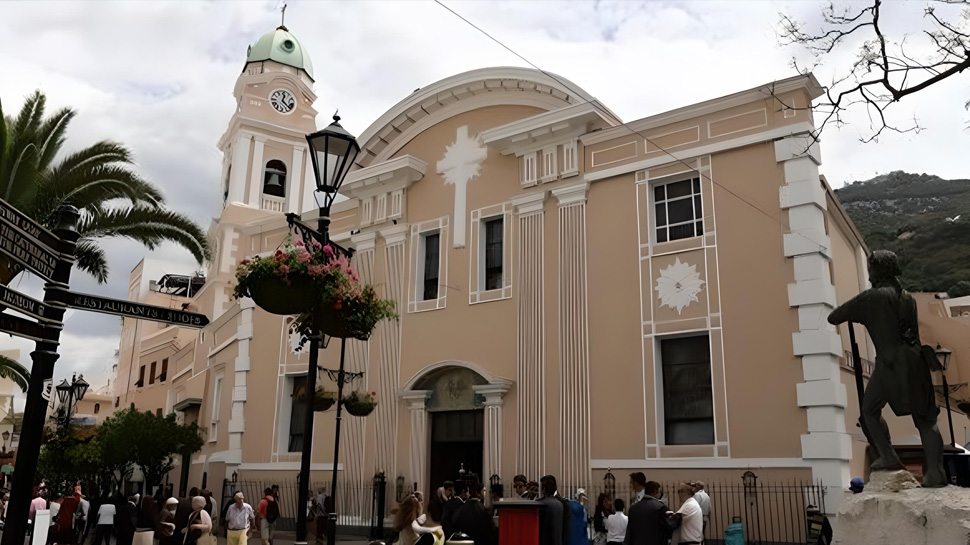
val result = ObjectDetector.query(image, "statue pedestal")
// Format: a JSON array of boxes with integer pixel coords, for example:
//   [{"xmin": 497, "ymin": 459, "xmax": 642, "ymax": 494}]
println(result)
[{"xmin": 835, "ymin": 470, "xmax": 970, "ymax": 544}]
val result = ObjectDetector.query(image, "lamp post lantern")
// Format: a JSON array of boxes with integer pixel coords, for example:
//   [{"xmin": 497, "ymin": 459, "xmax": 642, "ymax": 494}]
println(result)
[
  {"xmin": 55, "ymin": 373, "xmax": 89, "ymax": 427},
  {"xmin": 293, "ymin": 114, "xmax": 360, "ymax": 545},
  {"xmin": 2, "ymin": 430, "xmax": 9, "ymax": 453},
  {"xmin": 935, "ymin": 344, "xmax": 956, "ymax": 447}
]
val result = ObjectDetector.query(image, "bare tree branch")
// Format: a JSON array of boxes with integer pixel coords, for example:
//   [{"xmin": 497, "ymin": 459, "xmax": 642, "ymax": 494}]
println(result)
[{"xmin": 776, "ymin": 0, "xmax": 970, "ymax": 142}]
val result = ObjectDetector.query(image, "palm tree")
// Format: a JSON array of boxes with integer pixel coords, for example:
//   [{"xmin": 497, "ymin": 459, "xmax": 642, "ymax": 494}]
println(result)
[
  {"xmin": 0, "ymin": 91, "xmax": 210, "ymax": 285},
  {"xmin": 0, "ymin": 354, "xmax": 29, "ymax": 392}
]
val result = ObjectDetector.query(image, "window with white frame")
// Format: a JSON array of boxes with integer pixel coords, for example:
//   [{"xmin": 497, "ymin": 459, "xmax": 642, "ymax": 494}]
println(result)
[
  {"xmin": 288, "ymin": 375, "xmax": 308, "ymax": 452},
  {"xmin": 562, "ymin": 140, "xmax": 578, "ymax": 174},
  {"xmin": 210, "ymin": 372, "xmax": 224, "ymax": 441},
  {"xmin": 421, "ymin": 232, "xmax": 441, "ymax": 301},
  {"xmin": 659, "ymin": 334, "xmax": 714, "ymax": 445},
  {"xmin": 654, "ymin": 176, "xmax": 703, "ymax": 243},
  {"xmin": 523, "ymin": 154, "xmax": 537, "ymax": 185},
  {"xmin": 481, "ymin": 217, "xmax": 504, "ymax": 291},
  {"xmin": 541, "ymin": 148, "xmax": 557, "ymax": 181}
]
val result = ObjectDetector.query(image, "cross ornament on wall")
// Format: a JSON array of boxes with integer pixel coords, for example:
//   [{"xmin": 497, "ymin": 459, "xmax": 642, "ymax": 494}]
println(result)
[{"xmin": 437, "ymin": 125, "xmax": 487, "ymax": 248}]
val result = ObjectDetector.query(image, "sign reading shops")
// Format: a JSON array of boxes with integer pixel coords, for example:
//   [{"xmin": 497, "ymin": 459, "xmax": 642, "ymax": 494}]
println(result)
[{"xmin": 48, "ymin": 288, "xmax": 209, "ymax": 328}]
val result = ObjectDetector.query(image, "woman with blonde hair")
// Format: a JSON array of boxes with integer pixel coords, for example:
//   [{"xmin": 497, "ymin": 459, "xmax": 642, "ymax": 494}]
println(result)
[{"xmin": 392, "ymin": 495, "xmax": 443, "ymax": 545}]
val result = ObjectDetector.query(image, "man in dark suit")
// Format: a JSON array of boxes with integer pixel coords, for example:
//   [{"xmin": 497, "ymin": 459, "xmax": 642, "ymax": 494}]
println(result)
[
  {"xmin": 623, "ymin": 481, "xmax": 673, "ymax": 545},
  {"xmin": 442, "ymin": 481, "xmax": 465, "ymax": 539},
  {"xmin": 538, "ymin": 475, "xmax": 571, "ymax": 545},
  {"xmin": 453, "ymin": 482, "xmax": 494, "ymax": 545}
]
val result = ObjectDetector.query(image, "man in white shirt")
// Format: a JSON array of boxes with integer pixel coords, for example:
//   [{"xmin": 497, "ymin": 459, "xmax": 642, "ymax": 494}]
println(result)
[
  {"xmin": 605, "ymin": 498, "xmax": 628, "ymax": 545},
  {"xmin": 670, "ymin": 483, "xmax": 703, "ymax": 545},
  {"xmin": 225, "ymin": 492, "xmax": 256, "ymax": 545},
  {"xmin": 93, "ymin": 501, "xmax": 116, "ymax": 545},
  {"xmin": 692, "ymin": 482, "xmax": 710, "ymax": 533}
]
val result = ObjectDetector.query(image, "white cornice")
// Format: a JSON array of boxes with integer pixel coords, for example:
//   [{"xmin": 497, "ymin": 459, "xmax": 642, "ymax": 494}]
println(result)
[
  {"xmin": 341, "ymin": 155, "xmax": 427, "ymax": 199},
  {"xmin": 552, "ymin": 182, "xmax": 590, "ymax": 206},
  {"xmin": 584, "ymin": 122, "xmax": 815, "ymax": 183},
  {"xmin": 581, "ymin": 74, "xmax": 823, "ymax": 147},
  {"xmin": 511, "ymin": 190, "xmax": 548, "ymax": 215},
  {"xmin": 482, "ymin": 101, "xmax": 621, "ymax": 156},
  {"xmin": 218, "ymin": 115, "xmax": 316, "ymax": 150},
  {"xmin": 379, "ymin": 224, "xmax": 408, "ymax": 246},
  {"xmin": 351, "ymin": 231, "xmax": 377, "ymax": 251}
]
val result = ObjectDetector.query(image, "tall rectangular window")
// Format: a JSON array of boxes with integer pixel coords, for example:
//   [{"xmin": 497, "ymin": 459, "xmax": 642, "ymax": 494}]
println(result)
[
  {"xmin": 210, "ymin": 374, "xmax": 223, "ymax": 440},
  {"xmin": 422, "ymin": 233, "xmax": 440, "ymax": 301},
  {"xmin": 660, "ymin": 334, "xmax": 714, "ymax": 445},
  {"xmin": 483, "ymin": 218, "xmax": 503, "ymax": 291},
  {"xmin": 159, "ymin": 358, "xmax": 169, "ymax": 382},
  {"xmin": 288, "ymin": 375, "xmax": 308, "ymax": 452},
  {"xmin": 654, "ymin": 176, "xmax": 703, "ymax": 243},
  {"xmin": 149, "ymin": 361, "xmax": 157, "ymax": 385},
  {"xmin": 137, "ymin": 365, "xmax": 145, "ymax": 387}
]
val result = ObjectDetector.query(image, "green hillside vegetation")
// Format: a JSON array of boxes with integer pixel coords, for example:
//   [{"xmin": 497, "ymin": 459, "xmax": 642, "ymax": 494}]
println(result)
[{"xmin": 834, "ymin": 171, "xmax": 970, "ymax": 294}]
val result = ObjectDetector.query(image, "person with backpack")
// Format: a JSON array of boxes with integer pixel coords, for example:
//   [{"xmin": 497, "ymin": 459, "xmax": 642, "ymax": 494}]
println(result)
[{"xmin": 256, "ymin": 488, "xmax": 279, "ymax": 545}]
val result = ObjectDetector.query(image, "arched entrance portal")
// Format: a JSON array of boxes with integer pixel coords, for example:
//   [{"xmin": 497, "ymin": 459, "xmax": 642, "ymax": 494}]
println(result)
[{"xmin": 400, "ymin": 361, "xmax": 510, "ymax": 494}]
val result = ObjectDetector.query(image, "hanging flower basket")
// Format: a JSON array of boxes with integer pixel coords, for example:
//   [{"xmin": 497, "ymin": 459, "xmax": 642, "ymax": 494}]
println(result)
[
  {"xmin": 234, "ymin": 239, "xmax": 397, "ymax": 345},
  {"xmin": 342, "ymin": 391, "xmax": 377, "ymax": 417},
  {"xmin": 314, "ymin": 388, "xmax": 337, "ymax": 412},
  {"xmin": 246, "ymin": 275, "xmax": 318, "ymax": 315}
]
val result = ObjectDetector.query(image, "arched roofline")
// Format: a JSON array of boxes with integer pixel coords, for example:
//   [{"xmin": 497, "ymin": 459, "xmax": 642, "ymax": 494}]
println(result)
[{"xmin": 354, "ymin": 67, "xmax": 613, "ymax": 168}]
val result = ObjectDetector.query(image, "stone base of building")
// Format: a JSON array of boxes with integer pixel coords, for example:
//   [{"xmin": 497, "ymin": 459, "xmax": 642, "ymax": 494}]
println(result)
[{"xmin": 834, "ymin": 470, "xmax": 970, "ymax": 544}]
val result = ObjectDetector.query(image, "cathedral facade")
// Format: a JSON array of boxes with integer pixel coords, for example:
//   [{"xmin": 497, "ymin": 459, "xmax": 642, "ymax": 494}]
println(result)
[{"xmin": 113, "ymin": 24, "xmax": 911, "ymax": 523}]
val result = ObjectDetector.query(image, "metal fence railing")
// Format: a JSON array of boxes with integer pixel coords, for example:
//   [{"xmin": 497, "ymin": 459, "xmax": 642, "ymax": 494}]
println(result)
[
  {"xmin": 562, "ymin": 479, "xmax": 826, "ymax": 545},
  {"xmin": 224, "ymin": 477, "xmax": 410, "ymax": 533}
]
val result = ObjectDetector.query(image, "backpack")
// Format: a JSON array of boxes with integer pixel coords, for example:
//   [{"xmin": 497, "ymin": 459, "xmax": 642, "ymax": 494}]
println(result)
[{"xmin": 265, "ymin": 498, "xmax": 280, "ymax": 523}]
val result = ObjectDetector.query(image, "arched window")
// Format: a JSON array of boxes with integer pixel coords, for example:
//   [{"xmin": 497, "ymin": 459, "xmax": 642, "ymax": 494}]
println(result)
[
  {"xmin": 263, "ymin": 160, "xmax": 287, "ymax": 198},
  {"xmin": 94, "ymin": 403, "xmax": 100, "ymax": 415}
]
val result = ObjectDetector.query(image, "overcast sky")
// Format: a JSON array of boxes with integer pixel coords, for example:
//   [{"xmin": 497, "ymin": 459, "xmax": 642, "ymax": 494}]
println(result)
[{"xmin": 1, "ymin": 0, "xmax": 968, "ymax": 399}]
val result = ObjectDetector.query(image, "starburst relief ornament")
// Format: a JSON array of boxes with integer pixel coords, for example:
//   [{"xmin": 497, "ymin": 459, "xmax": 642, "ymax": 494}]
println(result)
[
  {"xmin": 655, "ymin": 257, "xmax": 705, "ymax": 314},
  {"xmin": 437, "ymin": 125, "xmax": 486, "ymax": 247}
]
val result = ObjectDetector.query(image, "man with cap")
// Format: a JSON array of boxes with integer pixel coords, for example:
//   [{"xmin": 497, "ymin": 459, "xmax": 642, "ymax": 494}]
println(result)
[{"xmin": 225, "ymin": 492, "xmax": 256, "ymax": 545}]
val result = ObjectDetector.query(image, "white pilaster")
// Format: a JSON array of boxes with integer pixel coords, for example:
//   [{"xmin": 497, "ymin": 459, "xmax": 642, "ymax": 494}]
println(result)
[
  {"xmin": 287, "ymin": 145, "xmax": 305, "ymax": 214},
  {"xmin": 375, "ymin": 226, "xmax": 407, "ymax": 486},
  {"xmin": 776, "ymin": 136, "xmax": 849, "ymax": 514},
  {"xmin": 511, "ymin": 191, "xmax": 546, "ymax": 479},
  {"xmin": 552, "ymin": 182, "xmax": 592, "ymax": 490},
  {"xmin": 400, "ymin": 390, "xmax": 431, "ymax": 492},
  {"xmin": 473, "ymin": 382, "xmax": 511, "ymax": 486},
  {"xmin": 302, "ymin": 154, "xmax": 317, "ymax": 214},
  {"xmin": 227, "ymin": 134, "xmax": 251, "ymax": 204},
  {"xmin": 229, "ymin": 298, "xmax": 255, "ymax": 451},
  {"xmin": 247, "ymin": 136, "xmax": 267, "ymax": 208}
]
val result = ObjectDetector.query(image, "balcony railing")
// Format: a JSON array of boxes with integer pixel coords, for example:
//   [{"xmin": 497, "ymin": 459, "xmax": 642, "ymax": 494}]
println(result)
[{"xmin": 261, "ymin": 194, "xmax": 286, "ymax": 212}]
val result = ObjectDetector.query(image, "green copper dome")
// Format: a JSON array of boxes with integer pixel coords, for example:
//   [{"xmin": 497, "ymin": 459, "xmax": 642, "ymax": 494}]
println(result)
[{"xmin": 246, "ymin": 26, "xmax": 314, "ymax": 79}]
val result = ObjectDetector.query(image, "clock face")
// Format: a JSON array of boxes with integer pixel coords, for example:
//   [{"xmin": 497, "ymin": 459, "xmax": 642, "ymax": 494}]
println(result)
[
  {"xmin": 655, "ymin": 257, "xmax": 705, "ymax": 315},
  {"xmin": 270, "ymin": 89, "xmax": 296, "ymax": 113}
]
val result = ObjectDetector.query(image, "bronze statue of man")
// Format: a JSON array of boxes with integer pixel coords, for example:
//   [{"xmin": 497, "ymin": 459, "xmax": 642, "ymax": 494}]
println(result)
[{"xmin": 828, "ymin": 250, "xmax": 946, "ymax": 487}]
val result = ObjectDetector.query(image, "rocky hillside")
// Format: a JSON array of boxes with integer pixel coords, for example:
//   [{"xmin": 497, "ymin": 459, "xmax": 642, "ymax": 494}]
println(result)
[{"xmin": 834, "ymin": 171, "xmax": 970, "ymax": 293}]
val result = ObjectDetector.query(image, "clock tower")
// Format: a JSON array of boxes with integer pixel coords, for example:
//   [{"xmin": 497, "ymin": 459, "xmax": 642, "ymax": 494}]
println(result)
[{"xmin": 217, "ymin": 25, "xmax": 319, "ymax": 215}]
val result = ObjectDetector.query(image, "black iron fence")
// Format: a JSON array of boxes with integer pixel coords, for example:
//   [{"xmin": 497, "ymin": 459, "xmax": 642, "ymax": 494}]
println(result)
[
  {"xmin": 226, "ymin": 477, "xmax": 410, "ymax": 533},
  {"xmin": 562, "ymin": 480, "xmax": 825, "ymax": 545}
]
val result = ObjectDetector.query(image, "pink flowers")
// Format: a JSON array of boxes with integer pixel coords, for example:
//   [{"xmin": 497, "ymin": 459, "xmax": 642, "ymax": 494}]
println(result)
[
  {"xmin": 297, "ymin": 251, "xmax": 311, "ymax": 263},
  {"xmin": 274, "ymin": 249, "xmax": 286, "ymax": 260},
  {"xmin": 311, "ymin": 240, "xmax": 323, "ymax": 251},
  {"xmin": 323, "ymin": 245, "xmax": 335, "ymax": 257},
  {"xmin": 308, "ymin": 264, "xmax": 325, "ymax": 278},
  {"xmin": 294, "ymin": 239, "xmax": 305, "ymax": 248}
]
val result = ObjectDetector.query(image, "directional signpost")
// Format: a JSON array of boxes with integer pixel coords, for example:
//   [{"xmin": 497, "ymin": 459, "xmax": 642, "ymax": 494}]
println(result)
[{"xmin": 0, "ymin": 196, "xmax": 211, "ymax": 545}]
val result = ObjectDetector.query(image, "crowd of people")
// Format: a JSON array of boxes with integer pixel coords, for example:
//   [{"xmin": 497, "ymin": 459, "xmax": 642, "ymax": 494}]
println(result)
[
  {"xmin": 387, "ymin": 472, "xmax": 711, "ymax": 545},
  {"xmin": 4, "ymin": 482, "xmax": 300, "ymax": 545}
]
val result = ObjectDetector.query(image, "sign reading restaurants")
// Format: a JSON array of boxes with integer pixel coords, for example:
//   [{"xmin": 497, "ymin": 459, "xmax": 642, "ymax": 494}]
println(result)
[{"xmin": 49, "ymin": 288, "xmax": 209, "ymax": 328}]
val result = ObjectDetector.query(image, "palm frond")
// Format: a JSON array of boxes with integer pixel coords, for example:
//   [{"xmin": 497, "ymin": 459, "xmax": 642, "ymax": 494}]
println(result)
[
  {"xmin": 12, "ymin": 91, "xmax": 44, "ymax": 140},
  {"xmin": 0, "ymin": 354, "xmax": 30, "ymax": 392},
  {"xmin": 73, "ymin": 240, "xmax": 108, "ymax": 284},
  {"xmin": 36, "ymin": 106, "xmax": 75, "ymax": 171},
  {"xmin": 78, "ymin": 205, "xmax": 210, "ymax": 264}
]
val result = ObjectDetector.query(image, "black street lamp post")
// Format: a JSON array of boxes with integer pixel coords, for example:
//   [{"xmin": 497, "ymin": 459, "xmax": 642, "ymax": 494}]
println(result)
[
  {"xmin": 292, "ymin": 114, "xmax": 360, "ymax": 545},
  {"xmin": 935, "ymin": 344, "xmax": 956, "ymax": 448},
  {"xmin": 55, "ymin": 373, "xmax": 89, "ymax": 426}
]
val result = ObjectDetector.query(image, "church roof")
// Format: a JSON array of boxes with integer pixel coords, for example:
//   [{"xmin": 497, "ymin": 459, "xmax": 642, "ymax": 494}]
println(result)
[{"xmin": 246, "ymin": 26, "xmax": 314, "ymax": 79}]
